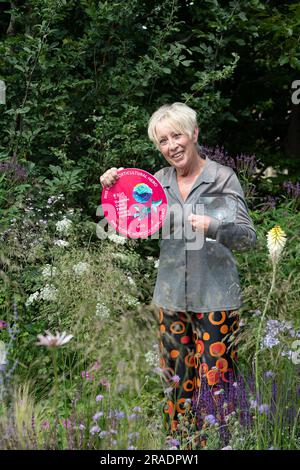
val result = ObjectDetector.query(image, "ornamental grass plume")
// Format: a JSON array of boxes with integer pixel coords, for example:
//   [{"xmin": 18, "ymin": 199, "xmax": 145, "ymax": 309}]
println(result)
[
  {"xmin": 36, "ymin": 331, "xmax": 73, "ymax": 348},
  {"xmin": 267, "ymin": 225, "xmax": 287, "ymax": 265}
]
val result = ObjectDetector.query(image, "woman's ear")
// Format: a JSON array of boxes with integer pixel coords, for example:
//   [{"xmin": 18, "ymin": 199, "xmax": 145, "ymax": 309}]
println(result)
[{"xmin": 193, "ymin": 126, "xmax": 199, "ymax": 143}]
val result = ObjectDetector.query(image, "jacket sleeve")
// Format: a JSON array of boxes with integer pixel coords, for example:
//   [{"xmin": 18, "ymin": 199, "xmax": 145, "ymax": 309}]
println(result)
[{"xmin": 206, "ymin": 169, "xmax": 257, "ymax": 252}]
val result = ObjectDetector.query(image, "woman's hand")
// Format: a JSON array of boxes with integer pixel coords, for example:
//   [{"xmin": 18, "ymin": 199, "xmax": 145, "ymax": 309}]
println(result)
[
  {"xmin": 99, "ymin": 167, "xmax": 124, "ymax": 188},
  {"xmin": 187, "ymin": 213, "xmax": 212, "ymax": 235}
]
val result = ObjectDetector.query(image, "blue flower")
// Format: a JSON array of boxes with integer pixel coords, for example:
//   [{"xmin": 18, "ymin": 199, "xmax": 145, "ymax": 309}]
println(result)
[
  {"xmin": 93, "ymin": 411, "xmax": 104, "ymax": 421},
  {"xmin": 90, "ymin": 425, "xmax": 100, "ymax": 435},
  {"xmin": 204, "ymin": 414, "xmax": 218, "ymax": 425},
  {"xmin": 264, "ymin": 370, "xmax": 274, "ymax": 378},
  {"xmin": 258, "ymin": 404, "xmax": 270, "ymax": 414}
]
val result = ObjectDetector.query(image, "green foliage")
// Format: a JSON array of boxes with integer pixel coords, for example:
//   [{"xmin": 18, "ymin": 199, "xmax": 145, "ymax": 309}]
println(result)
[
  {"xmin": 0, "ymin": 0, "xmax": 299, "ymax": 451},
  {"xmin": 2, "ymin": 0, "xmax": 298, "ymax": 223}
]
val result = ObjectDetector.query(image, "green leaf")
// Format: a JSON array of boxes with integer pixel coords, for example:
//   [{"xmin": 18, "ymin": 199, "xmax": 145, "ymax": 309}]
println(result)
[
  {"xmin": 14, "ymin": 64, "xmax": 26, "ymax": 72},
  {"xmin": 182, "ymin": 60, "xmax": 194, "ymax": 67},
  {"xmin": 238, "ymin": 12, "xmax": 248, "ymax": 21},
  {"xmin": 279, "ymin": 56, "xmax": 289, "ymax": 66}
]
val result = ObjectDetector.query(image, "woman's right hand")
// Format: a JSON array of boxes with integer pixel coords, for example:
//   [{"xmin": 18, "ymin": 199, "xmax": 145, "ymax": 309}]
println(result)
[{"xmin": 99, "ymin": 167, "xmax": 124, "ymax": 188}]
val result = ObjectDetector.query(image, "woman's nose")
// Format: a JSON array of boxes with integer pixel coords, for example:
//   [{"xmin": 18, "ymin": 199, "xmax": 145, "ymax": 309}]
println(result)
[{"xmin": 168, "ymin": 137, "xmax": 178, "ymax": 150}]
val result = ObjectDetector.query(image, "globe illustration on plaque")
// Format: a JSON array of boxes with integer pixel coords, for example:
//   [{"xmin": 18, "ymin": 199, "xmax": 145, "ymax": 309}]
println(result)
[{"xmin": 132, "ymin": 183, "xmax": 153, "ymax": 203}]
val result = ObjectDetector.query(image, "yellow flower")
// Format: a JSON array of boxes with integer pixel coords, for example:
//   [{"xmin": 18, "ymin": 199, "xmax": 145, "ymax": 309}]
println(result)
[{"xmin": 267, "ymin": 225, "xmax": 287, "ymax": 264}]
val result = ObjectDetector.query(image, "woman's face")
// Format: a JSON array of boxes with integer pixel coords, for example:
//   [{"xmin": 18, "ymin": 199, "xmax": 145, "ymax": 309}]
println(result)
[{"xmin": 155, "ymin": 119, "xmax": 199, "ymax": 171}]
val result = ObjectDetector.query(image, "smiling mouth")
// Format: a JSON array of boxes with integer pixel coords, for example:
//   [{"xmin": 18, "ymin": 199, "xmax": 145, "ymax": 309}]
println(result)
[{"xmin": 172, "ymin": 152, "xmax": 184, "ymax": 160}]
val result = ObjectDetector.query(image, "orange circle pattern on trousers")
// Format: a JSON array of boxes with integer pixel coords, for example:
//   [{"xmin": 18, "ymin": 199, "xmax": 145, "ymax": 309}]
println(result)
[
  {"xmin": 196, "ymin": 340, "xmax": 204, "ymax": 355},
  {"xmin": 184, "ymin": 352, "xmax": 195, "ymax": 367},
  {"xmin": 183, "ymin": 379, "xmax": 195, "ymax": 392},
  {"xmin": 170, "ymin": 349, "xmax": 180, "ymax": 359},
  {"xmin": 220, "ymin": 324, "xmax": 229, "ymax": 334},
  {"xmin": 170, "ymin": 321, "xmax": 186, "ymax": 334},
  {"xmin": 209, "ymin": 341, "xmax": 227, "ymax": 357},
  {"xmin": 176, "ymin": 398, "xmax": 191, "ymax": 413},
  {"xmin": 159, "ymin": 308, "xmax": 164, "ymax": 323},
  {"xmin": 208, "ymin": 310, "xmax": 226, "ymax": 325},
  {"xmin": 157, "ymin": 308, "xmax": 240, "ymax": 434},
  {"xmin": 216, "ymin": 357, "xmax": 228, "ymax": 372}
]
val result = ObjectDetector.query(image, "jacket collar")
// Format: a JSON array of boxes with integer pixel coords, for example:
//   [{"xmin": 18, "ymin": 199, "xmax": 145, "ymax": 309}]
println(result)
[{"xmin": 161, "ymin": 155, "xmax": 218, "ymax": 190}]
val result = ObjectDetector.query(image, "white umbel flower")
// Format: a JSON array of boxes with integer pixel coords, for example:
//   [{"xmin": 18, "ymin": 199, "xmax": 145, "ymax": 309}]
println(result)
[
  {"xmin": 123, "ymin": 293, "xmax": 140, "ymax": 307},
  {"xmin": 25, "ymin": 291, "xmax": 40, "ymax": 306},
  {"xmin": 144, "ymin": 343, "xmax": 159, "ymax": 367},
  {"xmin": 55, "ymin": 217, "xmax": 73, "ymax": 236},
  {"xmin": 54, "ymin": 239, "xmax": 69, "ymax": 248},
  {"xmin": 95, "ymin": 303, "xmax": 110, "ymax": 319},
  {"xmin": 267, "ymin": 225, "xmax": 287, "ymax": 264},
  {"xmin": 40, "ymin": 284, "xmax": 58, "ymax": 301},
  {"xmin": 36, "ymin": 331, "xmax": 73, "ymax": 348},
  {"xmin": 73, "ymin": 262, "xmax": 90, "ymax": 276},
  {"xmin": 42, "ymin": 264, "xmax": 57, "ymax": 278}
]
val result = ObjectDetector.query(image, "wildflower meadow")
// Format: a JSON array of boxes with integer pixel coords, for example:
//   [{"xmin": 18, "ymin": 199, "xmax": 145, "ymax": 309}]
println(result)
[
  {"xmin": 0, "ymin": 0, "xmax": 300, "ymax": 452},
  {"xmin": 1, "ymin": 148, "xmax": 299, "ymax": 451}
]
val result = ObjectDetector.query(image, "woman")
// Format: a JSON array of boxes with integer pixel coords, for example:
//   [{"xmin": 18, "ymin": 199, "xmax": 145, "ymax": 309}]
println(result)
[{"xmin": 100, "ymin": 102, "xmax": 256, "ymax": 444}]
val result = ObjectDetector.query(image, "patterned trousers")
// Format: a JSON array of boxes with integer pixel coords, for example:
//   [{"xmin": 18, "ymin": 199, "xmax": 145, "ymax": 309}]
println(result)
[{"xmin": 156, "ymin": 308, "xmax": 240, "ymax": 433}]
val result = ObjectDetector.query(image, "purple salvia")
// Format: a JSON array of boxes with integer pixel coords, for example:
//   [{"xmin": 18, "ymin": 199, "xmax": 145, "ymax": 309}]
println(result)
[
  {"xmin": 192, "ymin": 374, "xmax": 215, "ymax": 430},
  {"xmin": 237, "ymin": 373, "xmax": 251, "ymax": 428},
  {"xmin": 199, "ymin": 145, "xmax": 236, "ymax": 169},
  {"xmin": 227, "ymin": 370, "xmax": 236, "ymax": 413},
  {"xmin": 260, "ymin": 195, "xmax": 277, "ymax": 212},
  {"xmin": 0, "ymin": 159, "xmax": 27, "ymax": 181},
  {"xmin": 283, "ymin": 180, "xmax": 300, "ymax": 199},
  {"xmin": 205, "ymin": 380, "xmax": 216, "ymax": 417},
  {"xmin": 235, "ymin": 153, "xmax": 258, "ymax": 176},
  {"xmin": 214, "ymin": 382, "xmax": 229, "ymax": 446}
]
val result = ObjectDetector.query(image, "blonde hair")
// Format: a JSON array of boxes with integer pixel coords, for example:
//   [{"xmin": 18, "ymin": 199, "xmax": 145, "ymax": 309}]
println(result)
[{"xmin": 147, "ymin": 102, "xmax": 198, "ymax": 148}]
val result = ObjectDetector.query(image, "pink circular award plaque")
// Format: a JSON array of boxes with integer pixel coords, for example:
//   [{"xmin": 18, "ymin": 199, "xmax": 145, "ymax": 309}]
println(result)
[{"xmin": 101, "ymin": 168, "xmax": 168, "ymax": 239}]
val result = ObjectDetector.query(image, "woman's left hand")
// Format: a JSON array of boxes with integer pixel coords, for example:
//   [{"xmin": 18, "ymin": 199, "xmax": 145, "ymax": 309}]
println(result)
[{"xmin": 187, "ymin": 214, "xmax": 212, "ymax": 234}]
